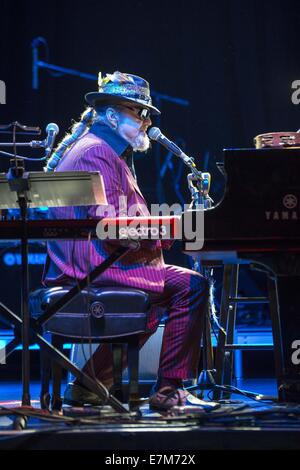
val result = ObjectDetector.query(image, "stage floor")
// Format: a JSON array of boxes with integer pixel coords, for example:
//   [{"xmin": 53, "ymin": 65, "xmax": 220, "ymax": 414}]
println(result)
[
  {"xmin": 0, "ymin": 377, "xmax": 278, "ymax": 402},
  {"xmin": 1, "ymin": 378, "xmax": 300, "ymax": 451}
]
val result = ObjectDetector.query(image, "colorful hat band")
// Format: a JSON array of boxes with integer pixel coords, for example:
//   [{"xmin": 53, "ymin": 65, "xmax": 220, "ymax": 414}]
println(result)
[{"xmin": 100, "ymin": 83, "xmax": 152, "ymax": 104}]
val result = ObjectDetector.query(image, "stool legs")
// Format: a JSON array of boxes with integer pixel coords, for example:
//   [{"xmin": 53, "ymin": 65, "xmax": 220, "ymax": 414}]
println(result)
[
  {"xmin": 222, "ymin": 264, "xmax": 239, "ymax": 398},
  {"xmin": 110, "ymin": 339, "xmax": 141, "ymax": 410},
  {"xmin": 40, "ymin": 336, "xmax": 142, "ymax": 410},
  {"xmin": 40, "ymin": 335, "xmax": 63, "ymax": 411},
  {"xmin": 111, "ymin": 343, "xmax": 124, "ymax": 403},
  {"xmin": 40, "ymin": 346, "xmax": 51, "ymax": 410},
  {"xmin": 127, "ymin": 336, "xmax": 140, "ymax": 410},
  {"xmin": 51, "ymin": 336, "xmax": 63, "ymax": 411},
  {"xmin": 213, "ymin": 264, "xmax": 235, "ymax": 400}
]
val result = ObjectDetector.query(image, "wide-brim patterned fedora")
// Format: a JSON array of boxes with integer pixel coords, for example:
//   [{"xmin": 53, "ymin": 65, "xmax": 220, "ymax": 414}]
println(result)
[{"xmin": 85, "ymin": 71, "xmax": 161, "ymax": 115}]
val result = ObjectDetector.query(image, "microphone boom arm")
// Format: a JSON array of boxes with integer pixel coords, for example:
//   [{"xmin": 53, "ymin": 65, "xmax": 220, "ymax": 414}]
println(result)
[{"xmin": 148, "ymin": 126, "xmax": 213, "ymax": 208}]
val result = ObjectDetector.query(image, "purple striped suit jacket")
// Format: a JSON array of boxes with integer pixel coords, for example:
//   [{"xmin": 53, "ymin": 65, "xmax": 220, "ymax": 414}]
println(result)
[{"xmin": 42, "ymin": 128, "xmax": 167, "ymax": 294}]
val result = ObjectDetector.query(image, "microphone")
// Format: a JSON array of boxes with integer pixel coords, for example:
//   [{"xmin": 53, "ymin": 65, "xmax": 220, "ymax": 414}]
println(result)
[
  {"xmin": 148, "ymin": 127, "xmax": 194, "ymax": 166},
  {"xmin": 44, "ymin": 123, "xmax": 59, "ymax": 157}
]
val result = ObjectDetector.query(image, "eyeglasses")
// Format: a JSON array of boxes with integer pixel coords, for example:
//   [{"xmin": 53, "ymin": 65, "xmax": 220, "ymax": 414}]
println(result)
[{"xmin": 120, "ymin": 105, "xmax": 151, "ymax": 121}]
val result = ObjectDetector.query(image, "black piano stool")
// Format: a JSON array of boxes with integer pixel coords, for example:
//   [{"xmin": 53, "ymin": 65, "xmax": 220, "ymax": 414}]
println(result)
[{"xmin": 29, "ymin": 286, "xmax": 150, "ymax": 411}]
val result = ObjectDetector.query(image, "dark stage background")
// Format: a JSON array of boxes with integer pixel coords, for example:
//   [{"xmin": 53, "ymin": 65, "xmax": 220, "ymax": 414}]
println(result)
[
  {"xmin": 1, "ymin": 0, "xmax": 300, "ymax": 194},
  {"xmin": 0, "ymin": 0, "xmax": 299, "ymax": 325}
]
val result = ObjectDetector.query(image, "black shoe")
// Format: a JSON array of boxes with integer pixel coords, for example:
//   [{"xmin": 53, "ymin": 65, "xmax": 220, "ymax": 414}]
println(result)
[{"xmin": 63, "ymin": 383, "xmax": 104, "ymax": 407}]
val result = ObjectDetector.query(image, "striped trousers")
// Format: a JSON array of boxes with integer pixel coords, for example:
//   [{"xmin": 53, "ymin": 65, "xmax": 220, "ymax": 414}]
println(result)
[{"xmin": 79, "ymin": 264, "xmax": 209, "ymax": 386}]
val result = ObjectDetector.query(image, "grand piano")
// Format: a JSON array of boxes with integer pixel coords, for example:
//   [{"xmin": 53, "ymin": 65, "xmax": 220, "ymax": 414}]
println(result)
[{"xmin": 183, "ymin": 147, "xmax": 300, "ymax": 402}]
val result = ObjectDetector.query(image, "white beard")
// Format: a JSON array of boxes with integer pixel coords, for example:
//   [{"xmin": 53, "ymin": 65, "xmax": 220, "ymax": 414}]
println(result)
[{"xmin": 131, "ymin": 131, "xmax": 150, "ymax": 152}]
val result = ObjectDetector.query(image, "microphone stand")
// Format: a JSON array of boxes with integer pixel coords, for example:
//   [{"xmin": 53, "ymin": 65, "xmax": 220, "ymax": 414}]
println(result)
[
  {"xmin": 0, "ymin": 122, "xmax": 45, "ymax": 160},
  {"xmin": 184, "ymin": 169, "xmax": 217, "ymax": 397},
  {"xmin": 7, "ymin": 158, "xmax": 32, "ymax": 408},
  {"xmin": 0, "ymin": 122, "xmax": 45, "ymax": 417}
]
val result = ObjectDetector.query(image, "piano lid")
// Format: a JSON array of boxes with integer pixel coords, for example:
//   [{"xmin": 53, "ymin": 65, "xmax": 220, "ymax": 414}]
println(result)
[{"xmin": 203, "ymin": 147, "xmax": 300, "ymax": 242}]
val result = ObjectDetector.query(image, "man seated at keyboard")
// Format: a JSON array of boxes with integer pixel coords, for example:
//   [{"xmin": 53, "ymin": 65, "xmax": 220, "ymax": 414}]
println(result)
[{"xmin": 42, "ymin": 71, "xmax": 208, "ymax": 411}]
